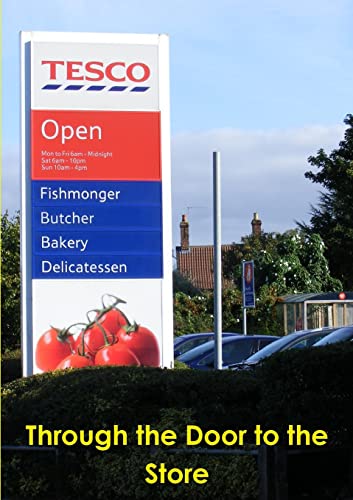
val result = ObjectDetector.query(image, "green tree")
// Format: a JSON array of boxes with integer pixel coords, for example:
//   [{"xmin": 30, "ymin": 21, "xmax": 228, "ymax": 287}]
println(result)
[
  {"xmin": 223, "ymin": 229, "xmax": 341, "ymax": 335},
  {"xmin": 173, "ymin": 269, "xmax": 200, "ymax": 296},
  {"xmin": 173, "ymin": 288, "xmax": 244, "ymax": 337},
  {"xmin": 224, "ymin": 230, "xmax": 341, "ymax": 295},
  {"xmin": 1, "ymin": 211, "xmax": 21, "ymax": 352},
  {"xmin": 173, "ymin": 292, "xmax": 213, "ymax": 336},
  {"xmin": 299, "ymin": 114, "xmax": 353, "ymax": 288}
]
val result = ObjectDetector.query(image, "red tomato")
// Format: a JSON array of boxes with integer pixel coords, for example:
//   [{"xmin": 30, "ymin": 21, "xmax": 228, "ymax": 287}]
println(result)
[
  {"xmin": 35, "ymin": 327, "xmax": 76, "ymax": 372},
  {"xmin": 56, "ymin": 354, "xmax": 94, "ymax": 370},
  {"xmin": 117, "ymin": 324, "xmax": 160, "ymax": 367},
  {"xmin": 95, "ymin": 344, "xmax": 140, "ymax": 366},
  {"xmin": 75, "ymin": 324, "xmax": 115, "ymax": 358},
  {"xmin": 96, "ymin": 307, "xmax": 129, "ymax": 335}
]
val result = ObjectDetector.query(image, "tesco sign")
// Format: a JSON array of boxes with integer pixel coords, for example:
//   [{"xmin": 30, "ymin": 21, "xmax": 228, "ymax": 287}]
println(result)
[
  {"xmin": 41, "ymin": 60, "xmax": 151, "ymax": 82},
  {"xmin": 21, "ymin": 32, "xmax": 173, "ymax": 376}
]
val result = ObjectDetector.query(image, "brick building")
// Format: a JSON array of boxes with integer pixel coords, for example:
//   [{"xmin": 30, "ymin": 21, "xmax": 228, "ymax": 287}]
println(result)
[{"xmin": 175, "ymin": 213, "xmax": 262, "ymax": 290}]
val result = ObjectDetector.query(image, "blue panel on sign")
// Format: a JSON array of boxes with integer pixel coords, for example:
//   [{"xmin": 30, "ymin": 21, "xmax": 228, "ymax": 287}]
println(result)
[
  {"xmin": 31, "ymin": 180, "xmax": 163, "ymax": 280},
  {"xmin": 33, "ymin": 205, "xmax": 162, "ymax": 230},
  {"xmin": 242, "ymin": 260, "xmax": 256, "ymax": 308},
  {"xmin": 33, "ymin": 255, "xmax": 163, "ymax": 279},
  {"xmin": 32, "ymin": 181, "xmax": 162, "ymax": 206},
  {"xmin": 33, "ymin": 230, "xmax": 162, "ymax": 254}
]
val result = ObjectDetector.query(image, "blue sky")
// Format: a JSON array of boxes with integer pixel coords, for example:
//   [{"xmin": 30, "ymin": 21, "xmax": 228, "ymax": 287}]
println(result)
[{"xmin": 2, "ymin": 0, "xmax": 353, "ymax": 248}]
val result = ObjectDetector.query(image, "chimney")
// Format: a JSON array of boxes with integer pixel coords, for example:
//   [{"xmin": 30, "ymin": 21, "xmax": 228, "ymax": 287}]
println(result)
[
  {"xmin": 251, "ymin": 212, "xmax": 262, "ymax": 237},
  {"xmin": 180, "ymin": 214, "xmax": 189, "ymax": 250}
]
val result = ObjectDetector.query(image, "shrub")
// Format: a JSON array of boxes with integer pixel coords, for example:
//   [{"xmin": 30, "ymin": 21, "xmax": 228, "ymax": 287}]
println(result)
[
  {"xmin": 257, "ymin": 342, "xmax": 353, "ymax": 446},
  {"xmin": 1, "ymin": 211, "xmax": 21, "ymax": 353},
  {"xmin": 2, "ymin": 367, "xmax": 260, "ymax": 499},
  {"xmin": 1, "ymin": 348, "xmax": 22, "ymax": 384}
]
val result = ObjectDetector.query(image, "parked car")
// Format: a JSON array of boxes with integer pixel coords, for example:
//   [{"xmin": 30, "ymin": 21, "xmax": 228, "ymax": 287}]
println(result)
[
  {"xmin": 313, "ymin": 325, "xmax": 353, "ymax": 346},
  {"xmin": 174, "ymin": 332, "xmax": 239, "ymax": 357},
  {"xmin": 230, "ymin": 326, "xmax": 337, "ymax": 370},
  {"xmin": 176, "ymin": 335, "xmax": 278, "ymax": 370}
]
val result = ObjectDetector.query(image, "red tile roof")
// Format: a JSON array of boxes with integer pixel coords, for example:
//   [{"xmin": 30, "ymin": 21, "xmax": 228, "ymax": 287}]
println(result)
[{"xmin": 176, "ymin": 244, "xmax": 233, "ymax": 290}]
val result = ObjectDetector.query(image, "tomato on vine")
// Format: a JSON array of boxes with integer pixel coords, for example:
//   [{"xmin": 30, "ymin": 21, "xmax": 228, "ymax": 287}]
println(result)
[
  {"xmin": 97, "ymin": 308, "xmax": 129, "ymax": 335},
  {"xmin": 117, "ymin": 323, "xmax": 160, "ymax": 367},
  {"xmin": 35, "ymin": 327, "xmax": 76, "ymax": 371},
  {"xmin": 75, "ymin": 323, "xmax": 115, "ymax": 358},
  {"xmin": 56, "ymin": 353, "xmax": 94, "ymax": 370},
  {"xmin": 95, "ymin": 343, "xmax": 140, "ymax": 366},
  {"xmin": 95, "ymin": 294, "xmax": 130, "ymax": 335}
]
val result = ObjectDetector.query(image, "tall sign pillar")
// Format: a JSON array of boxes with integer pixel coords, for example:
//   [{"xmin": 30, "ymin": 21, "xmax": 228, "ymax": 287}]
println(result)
[{"xmin": 21, "ymin": 32, "xmax": 173, "ymax": 374}]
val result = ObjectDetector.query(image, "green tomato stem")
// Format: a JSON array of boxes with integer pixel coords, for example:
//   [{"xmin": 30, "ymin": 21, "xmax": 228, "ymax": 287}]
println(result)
[{"xmin": 101, "ymin": 294, "xmax": 126, "ymax": 311}]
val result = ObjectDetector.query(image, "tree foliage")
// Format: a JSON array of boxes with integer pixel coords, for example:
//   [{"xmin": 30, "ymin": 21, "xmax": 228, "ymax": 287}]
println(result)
[
  {"xmin": 223, "ymin": 229, "xmax": 341, "ymax": 296},
  {"xmin": 173, "ymin": 230, "xmax": 340, "ymax": 338},
  {"xmin": 172, "ymin": 269, "xmax": 200, "ymax": 296},
  {"xmin": 221, "ymin": 229, "xmax": 341, "ymax": 335},
  {"xmin": 1, "ymin": 211, "xmax": 21, "ymax": 352},
  {"xmin": 173, "ymin": 292, "xmax": 213, "ymax": 336},
  {"xmin": 173, "ymin": 288, "xmax": 244, "ymax": 337},
  {"xmin": 299, "ymin": 114, "xmax": 353, "ymax": 288}
]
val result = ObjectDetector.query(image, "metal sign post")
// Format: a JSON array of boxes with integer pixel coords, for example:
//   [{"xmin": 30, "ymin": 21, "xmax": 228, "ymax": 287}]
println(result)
[
  {"xmin": 243, "ymin": 306, "xmax": 248, "ymax": 336},
  {"xmin": 213, "ymin": 151, "xmax": 222, "ymax": 369}
]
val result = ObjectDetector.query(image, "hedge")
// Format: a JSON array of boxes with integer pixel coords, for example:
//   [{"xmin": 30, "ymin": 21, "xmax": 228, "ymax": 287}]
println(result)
[
  {"xmin": 3, "ymin": 367, "xmax": 260, "ymax": 499},
  {"xmin": 2, "ymin": 342, "xmax": 353, "ymax": 499},
  {"xmin": 1, "ymin": 351, "xmax": 191, "ymax": 385},
  {"xmin": 257, "ymin": 342, "xmax": 353, "ymax": 445},
  {"xmin": 2, "ymin": 367, "xmax": 261, "ymax": 443},
  {"xmin": 1, "ymin": 348, "xmax": 22, "ymax": 384}
]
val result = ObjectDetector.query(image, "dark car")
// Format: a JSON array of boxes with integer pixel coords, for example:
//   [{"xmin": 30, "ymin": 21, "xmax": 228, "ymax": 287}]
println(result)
[
  {"xmin": 313, "ymin": 325, "xmax": 353, "ymax": 346},
  {"xmin": 176, "ymin": 335, "xmax": 278, "ymax": 370},
  {"xmin": 230, "ymin": 326, "xmax": 337, "ymax": 370},
  {"xmin": 174, "ymin": 332, "xmax": 239, "ymax": 357}
]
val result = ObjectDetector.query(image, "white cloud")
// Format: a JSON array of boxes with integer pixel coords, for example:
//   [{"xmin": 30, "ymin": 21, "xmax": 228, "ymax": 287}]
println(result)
[{"xmin": 171, "ymin": 123, "xmax": 345, "ymax": 248}]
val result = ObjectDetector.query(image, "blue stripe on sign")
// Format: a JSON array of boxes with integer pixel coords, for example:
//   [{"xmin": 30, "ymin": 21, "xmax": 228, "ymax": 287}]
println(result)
[
  {"xmin": 33, "ymin": 205, "xmax": 162, "ymax": 230},
  {"xmin": 32, "ymin": 181, "xmax": 162, "ymax": 206},
  {"xmin": 33, "ymin": 254, "xmax": 163, "ymax": 279},
  {"xmin": 109, "ymin": 86, "xmax": 128, "ymax": 92},
  {"xmin": 64, "ymin": 85, "xmax": 85, "ymax": 91},
  {"xmin": 87, "ymin": 85, "xmax": 106, "ymax": 91},
  {"xmin": 130, "ymin": 87, "xmax": 149, "ymax": 92},
  {"xmin": 33, "ymin": 229, "xmax": 162, "ymax": 254},
  {"xmin": 42, "ymin": 84, "xmax": 62, "ymax": 90}
]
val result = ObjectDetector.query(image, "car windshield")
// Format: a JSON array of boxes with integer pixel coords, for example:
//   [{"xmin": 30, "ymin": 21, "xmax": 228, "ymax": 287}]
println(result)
[
  {"xmin": 314, "ymin": 326, "xmax": 353, "ymax": 346},
  {"xmin": 198, "ymin": 338, "xmax": 259, "ymax": 367},
  {"xmin": 177, "ymin": 340, "xmax": 215, "ymax": 362},
  {"xmin": 243, "ymin": 334, "xmax": 301, "ymax": 363},
  {"xmin": 174, "ymin": 336, "xmax": 187, "ymax": 347},
  {"xmin": 174, "ymin": 336, "xmax": 212, "ymax": 355}
]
